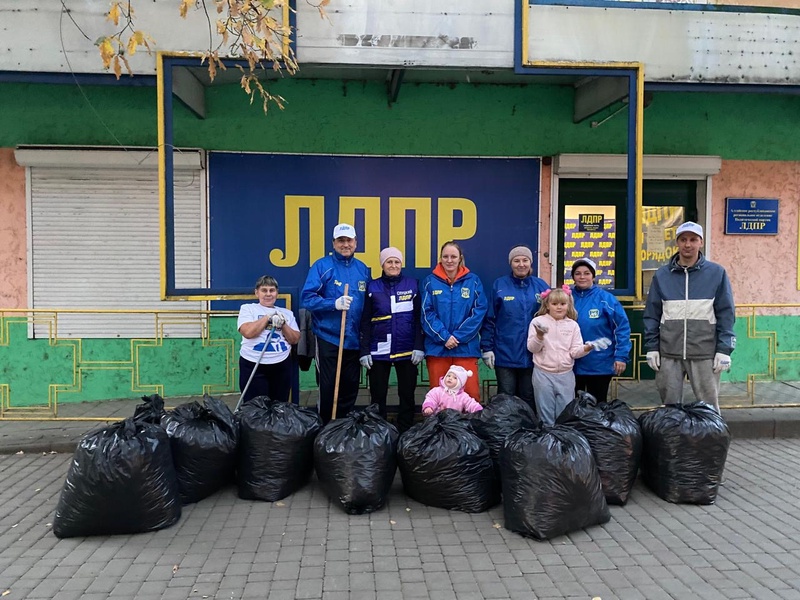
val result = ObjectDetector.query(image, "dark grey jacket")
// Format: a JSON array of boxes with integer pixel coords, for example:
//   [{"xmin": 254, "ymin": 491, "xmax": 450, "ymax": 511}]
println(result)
[{"xmin": 643, "ymin": 252, "xmax": 736, "ymax": 360}]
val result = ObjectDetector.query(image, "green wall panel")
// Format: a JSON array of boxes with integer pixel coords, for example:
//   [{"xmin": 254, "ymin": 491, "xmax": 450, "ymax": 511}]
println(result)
[
  {"xmin": 2, "ymin": 81, "xmax": 800, "ymax": 159},
  {"xmin": 0, "ymin": 319, "xmax": 77, "ymax": 407}
]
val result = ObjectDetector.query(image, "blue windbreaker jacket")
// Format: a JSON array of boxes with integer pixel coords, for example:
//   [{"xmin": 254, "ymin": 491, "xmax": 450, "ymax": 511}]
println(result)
[
  {"xmin": 643, "ymin": 252, "xmax": 735, "ymax": 360},
  {"xmin": 572, "ymin": 284, "xmax": 632, "ymax": 376},
  {"xmin": 421, "ymin": 265, "xmax": 488, "ymax": 358},
  {"xmin": 480, "ymin": 273, "xmax": 549, "ymax": 368},
  {"xmin": 359, "ymin": 273, "xmax": 423, "ymax": 361},
  {"xmin": 300, "ymin": 252, "xmax": 371, "ymax": 350}
]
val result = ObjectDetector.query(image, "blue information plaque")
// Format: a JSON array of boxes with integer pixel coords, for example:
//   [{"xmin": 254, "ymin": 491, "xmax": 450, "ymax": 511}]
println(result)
[{"xmin": 725, "ymin": 198, "xmax": 779, "ymax": 235}]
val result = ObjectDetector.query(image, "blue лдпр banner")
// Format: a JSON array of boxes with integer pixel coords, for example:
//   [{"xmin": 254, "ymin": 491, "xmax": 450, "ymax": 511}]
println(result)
[{"xmin": 207, "ymin": 153, "xmax": 542, "ymax": 308}]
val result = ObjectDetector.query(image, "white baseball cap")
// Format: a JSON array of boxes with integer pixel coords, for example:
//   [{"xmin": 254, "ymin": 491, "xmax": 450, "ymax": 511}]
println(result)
[
  {"xmin": 332, "ymin": 223, "xmax": 356, "ymax": 239},
  {"xmin": 676, "ymin": 221, "xmax": 703, "ymax": 239}
]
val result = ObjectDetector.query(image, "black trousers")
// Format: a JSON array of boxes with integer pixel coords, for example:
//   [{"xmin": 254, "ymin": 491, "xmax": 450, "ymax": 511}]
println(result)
[
  {"xmin": 239, "ymin": 355, "xmax": 293, "ymax": 404},
  {"xmin": 316, "ymin": 338, "xmax": 361, "ymax": 424},
  {"xmin": 575, "ymin": 374, "xmax": 614, "ymax": 403},
  {"xmin": 368, "ymin": 359, "xmax": 418, "ymax": 433}
]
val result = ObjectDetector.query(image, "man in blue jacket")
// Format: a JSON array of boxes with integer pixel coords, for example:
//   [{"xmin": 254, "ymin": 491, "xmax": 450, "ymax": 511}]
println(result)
[
  {"xmin": 301, "ymin": 223, "xmax": 371, "ymax": 423},
  {"xmin": 643, "ymin": 222, "xmax": 735, "ymax": 413}
]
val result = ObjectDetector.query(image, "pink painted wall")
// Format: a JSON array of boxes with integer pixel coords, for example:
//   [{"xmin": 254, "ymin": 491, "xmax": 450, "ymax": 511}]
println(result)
[
  {"xmin": 0, "ymin": 149, "xmax": 26, "ymax": 308},
  {"xmin": 712, "ymin": 161, "xmax": 800, "ymax": 305}
]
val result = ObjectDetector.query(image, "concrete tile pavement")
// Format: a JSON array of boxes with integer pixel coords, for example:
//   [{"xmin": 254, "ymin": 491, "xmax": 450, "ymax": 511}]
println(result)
[{"xmin": 2, "ymin": 439, "xmax": 800, "ymax": 599}]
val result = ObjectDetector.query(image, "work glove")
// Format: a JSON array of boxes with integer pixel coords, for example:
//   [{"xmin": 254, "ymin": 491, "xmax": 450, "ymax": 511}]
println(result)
[
  {"xmin": 481, "ymin": 351, "xmax": 495, "ymax": 370},
  {"xmin": 532, "ymin": 317, "xmax": 549, "ymax": 334},
  {"xmin": 646, "ymin": 351, "xmax": 660, "ymax": 372},
  {"xmin": 335, "ymin": 295, "xmax": 352, "ymax": 311},
  {"xmin": 411, "ymin": 350, "xmax": 425, "ymax": 365},
  {"xmin": 713, "ymin": 352, "xmax": 731, "ymax": 374},
  {"xmin": 587, "ymin": 337, "xmax": 612, "ymax": 351},
  {"xmin": 270, "ymin": 313, "xmax": 285, "ymax": 329},
  {"xmin": 359, "ymin": 355, "xmax": 373, "ymax": 370}
]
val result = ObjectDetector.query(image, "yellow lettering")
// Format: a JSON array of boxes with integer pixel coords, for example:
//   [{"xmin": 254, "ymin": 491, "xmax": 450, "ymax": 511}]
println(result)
[
  {"xmin": 565, "ymin": 242, "xmax": 576, "ymax": 249},
  {"xmin": 339, "ymin": 196, "xmax": 381, "ymax": 274},
  {"xmin": 390, "ymin": 197, "xmax": 432, "ymax": 269},
  {"xmin": 589, "ymin": 251, "xmax": 603, "ymax": 258},
  {"xmin": 572, "ymin": 233, "xmax": 585, "ymax": 240},
  {"xmin": 269, "ymin": 195, "xmax": 325, "ymax": 267},
  {"xmin": 437, "ymin": 198, "xmax": 477, "ymax": 252},
  {"xmin": 581, "ymin": 242, "xmax": 593, "ymax": 248},
  {"xmin": 590, "ymin": 232, "xmax": 603, "ymax": 239}
]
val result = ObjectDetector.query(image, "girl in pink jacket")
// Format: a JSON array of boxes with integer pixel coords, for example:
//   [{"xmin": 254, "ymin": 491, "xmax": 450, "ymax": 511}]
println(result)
[
  {"xmin": 422, "ymin": 365, "xmax": 483, "ymax": 416},
  {"xmin": 527, "ymin": 286, "xmax": 610, "ymax": 426}
]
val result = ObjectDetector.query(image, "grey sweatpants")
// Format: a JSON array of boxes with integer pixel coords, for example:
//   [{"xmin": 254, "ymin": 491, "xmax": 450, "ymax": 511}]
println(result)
[
  {"xmin": 533, "ymin": 366, "xmax": 575, "ymax": 426},
  {"xmin": 656, "ymin": 356, "xmax": 721, "ymax": 413}
]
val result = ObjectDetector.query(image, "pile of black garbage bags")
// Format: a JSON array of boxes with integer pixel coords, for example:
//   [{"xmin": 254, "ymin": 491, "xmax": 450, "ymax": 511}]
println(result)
[{"xmin": 51, "ymin": 391, "xmax": 730, "ymax": 541}]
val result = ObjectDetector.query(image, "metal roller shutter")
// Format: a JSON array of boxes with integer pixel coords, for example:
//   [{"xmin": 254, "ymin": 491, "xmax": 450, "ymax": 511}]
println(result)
[{"xmin": 27, "ymin": 158, "xmax": 205, "ymax": 338}]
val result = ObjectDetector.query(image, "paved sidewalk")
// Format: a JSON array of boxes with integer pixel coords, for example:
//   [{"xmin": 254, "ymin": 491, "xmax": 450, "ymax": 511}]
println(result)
[{"xmin": 1, "ymin": 439, "xmax": 800, "ymax": 600}]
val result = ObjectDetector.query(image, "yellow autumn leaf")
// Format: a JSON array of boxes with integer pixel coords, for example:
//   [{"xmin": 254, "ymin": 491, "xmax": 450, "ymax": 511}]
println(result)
[
  {"xmin": 126, "ymin": 31, "xmax": 147, "ymax": 56},
  {"xmin": 120, "ymin": 55, "xmax": 132, "ymax": 76},
  {"xmin": 179, "ymin": 0, "xmax": 197, "ymax": 18},
  {"xmin": 98, "ymin": 38, "xmax": 115, "ymax": 68},
  {"xmin": 107, "ymin": 2, "xmax": 120, "ymax": 25},
  {"xmin": 113, "ymin": 55, "xmax": 122, "ymax": 79}
]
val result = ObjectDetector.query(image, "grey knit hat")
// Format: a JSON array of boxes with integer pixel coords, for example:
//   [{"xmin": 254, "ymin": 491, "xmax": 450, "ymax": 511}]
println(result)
[{"xmin": 508, "ymin": 245, "xmax": 533, "ymax": 265}]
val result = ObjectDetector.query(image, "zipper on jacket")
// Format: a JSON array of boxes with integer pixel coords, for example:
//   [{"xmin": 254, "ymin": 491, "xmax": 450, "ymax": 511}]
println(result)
[{"xmin": 682, "ymin": 266, "xmax": 689, "ymax": 360}]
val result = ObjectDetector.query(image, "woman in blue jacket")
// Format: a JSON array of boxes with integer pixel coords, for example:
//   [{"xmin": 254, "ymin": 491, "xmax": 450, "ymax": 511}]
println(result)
[
  {"xmin": 421, "ymin": 241, "xmax": 488, "ymax": 401},
  {"xmin": 480, "ymin": 245, "xmax": 549, "ymax": 410},
  {"xmin": 571, "ymin": 258, "xmax": 632, "ymax": 402},
  {"xmin": 359, "ymin": 247, "xmax": 424, "ymax": 432}
]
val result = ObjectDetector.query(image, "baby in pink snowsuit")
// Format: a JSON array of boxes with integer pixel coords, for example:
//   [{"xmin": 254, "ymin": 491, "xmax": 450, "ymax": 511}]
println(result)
[{"xmin": 422, "ymin": 365, "xmax": 483, "ymax": 416}]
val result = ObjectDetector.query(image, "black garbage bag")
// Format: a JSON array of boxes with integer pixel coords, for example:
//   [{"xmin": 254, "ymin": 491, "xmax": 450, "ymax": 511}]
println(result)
[
  {"xmin": 556, "ymin": 392, "xmax": 642, "ymax": 505},
  {"xmin": 161, "ymin": 395, "xmax": 239, "ymax": 504},
  {"xmin": 53, "ymin": 418, "xmax": 181, "ymax": 538},
  {"xmin": 397, "ymin": 410, "xmax": 499, "ymax": 512},
  {"xmin": 133, "ymin": 394, "xmax": 166, "ymax": 424},
  {"xmin": 500, "ymin": 426, "xmax": 610, "ymax": 540},
  {"xmin": 469, "ymin": 393, "xmax": 540, "ymax": 466},
  {"xmin": 237, "ymin": 396, "xmax": 323, "ymax": 502},
  {"xmin": 638, "ymin": 402, "xmax": 730, "ymax": 504},
  {"xmin": 314, "ymin": 405, "xmax": 399, "ymax": 514}
]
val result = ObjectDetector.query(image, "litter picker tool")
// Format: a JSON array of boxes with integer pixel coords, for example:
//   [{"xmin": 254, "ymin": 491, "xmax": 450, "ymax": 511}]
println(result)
[
  {"xmin": 331, "ymin": 283, "xmax": 349, "ymax": 421},
  {"xmin": 235, "ymin": 323, "xmax": 277, "ymax": 412}
]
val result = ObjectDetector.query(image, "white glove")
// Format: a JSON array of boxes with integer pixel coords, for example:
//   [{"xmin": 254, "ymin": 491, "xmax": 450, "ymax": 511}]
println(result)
[
  {"xmin": 335, "ymin": 295, "xmax": 352, "ymax": 311},
  {"xmin": 587, "ymin": 337, "xmax": 612, "ymax": 351},
  {"xmin": 411, "ymin": 350, "xmax": 425, "ymax": 365},
  {"xmin": 713, "ymin": 352, "xmax": 731, "ymax": 374},
  {"xmin": 359, "ymin": 355, "xmax": 373, "ymax": 370},
  {"xmin": 482, "ymin": 351, "xmax": 495, "ymax": 370},
  {"xmin": 270, "ymin": 313, "xmax": 285, "ymax": 329},
  {"xmin": 532, "ymin": 317, "xmax": 549, "ymax": 334},
  {"xmin": 646, "ymin": 351, "xmax": 660, "ymax": 372}
]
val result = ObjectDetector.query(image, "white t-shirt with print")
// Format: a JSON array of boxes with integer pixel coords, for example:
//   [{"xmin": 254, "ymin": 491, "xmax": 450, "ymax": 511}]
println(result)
[{"xmin": 237, "ymin": 303, "xmax": 298, "ymax": 364}]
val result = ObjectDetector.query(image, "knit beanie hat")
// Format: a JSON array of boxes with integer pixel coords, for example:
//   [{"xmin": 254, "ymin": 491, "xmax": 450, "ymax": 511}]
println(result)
[
  {"xmin": 571, "ymin": 258, "xmax": 597, "ymax": 278},
  {"xmin": 508, "ymin": 245, "xmax": 533, "ymax": 265},
  {"xmin": 379, "ymin": 246, "xmax": 403, "ymax": 267},
  {"xmin": 445, "ymin": 365, "xmax": 473, "ymax": 390}
]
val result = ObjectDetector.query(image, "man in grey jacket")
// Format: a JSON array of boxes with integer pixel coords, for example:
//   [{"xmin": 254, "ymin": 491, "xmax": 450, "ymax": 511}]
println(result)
[{"xmin": 643, "ymin": 221, "xmax": 735, "ymax": 413}]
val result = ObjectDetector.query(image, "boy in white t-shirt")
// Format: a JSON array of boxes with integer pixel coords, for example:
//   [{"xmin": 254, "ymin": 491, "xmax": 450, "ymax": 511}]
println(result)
[{"xmin": 237, "ymin": 276, "xmax": 300, "ymax": 404}]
